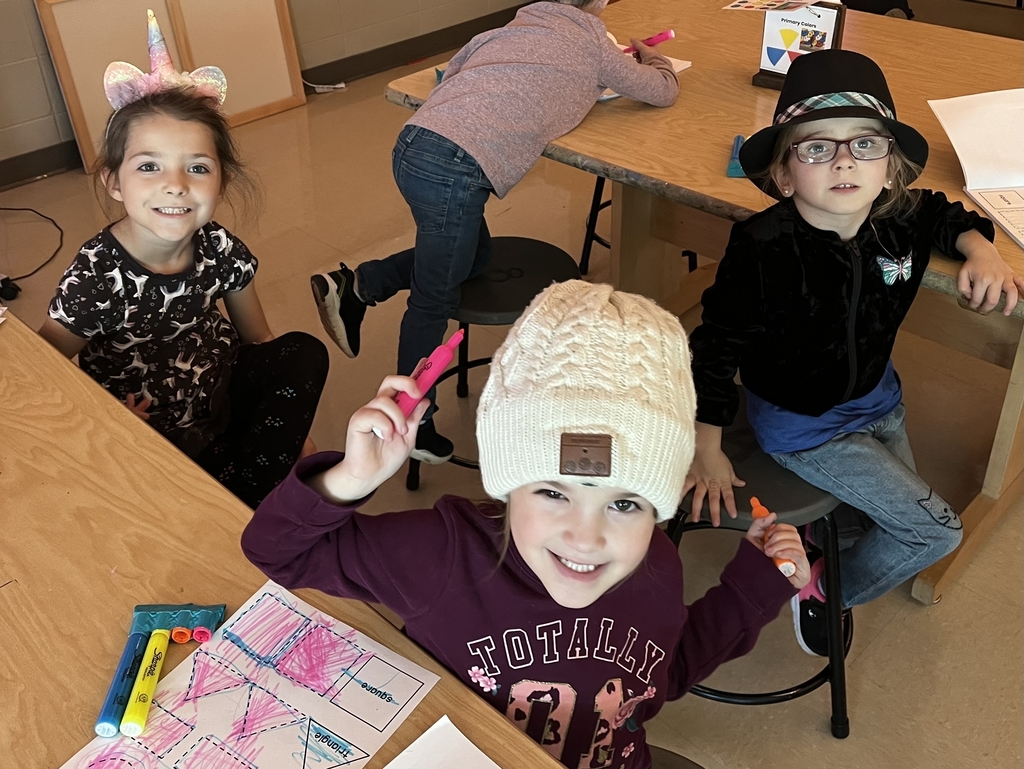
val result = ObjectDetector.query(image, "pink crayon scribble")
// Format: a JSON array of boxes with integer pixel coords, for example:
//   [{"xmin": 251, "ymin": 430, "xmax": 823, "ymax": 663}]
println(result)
[
  {"xmin": 129, "ymin": 701, "xmax": 195, "ymax": 759},
  {"xmin": 276, "ymin": 625, "xmax": 371, "ymax": 696},
  {"xmin": 226, "ymin": 683, "xmax": 305, "ymax": 741},
  {"xmin": 175, "ymin": 735, "xmax": 261, "ymax": 769},
  {"xmin": 223, "ymin": 594, "xmax": 309, "ymax": 664},
  {"xmin": 83, "ymin": 742, "xmax": 154, "ymax": 769},
  {"xmin": 184, "ymin": 651, "xmax": 251, "ymax": 702}
]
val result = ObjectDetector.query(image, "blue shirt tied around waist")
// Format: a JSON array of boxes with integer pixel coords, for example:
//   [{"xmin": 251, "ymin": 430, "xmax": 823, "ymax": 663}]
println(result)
[{"xmin": 746, "ymin": 360, "xmax": 903, "ymax": 454}]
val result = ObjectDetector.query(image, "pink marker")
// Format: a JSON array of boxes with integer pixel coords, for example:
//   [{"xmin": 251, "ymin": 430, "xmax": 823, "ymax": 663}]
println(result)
[
  {"xmin": 372, "ymin": 329, "xmax": 465, "ymax": 438},
  {"xmin": 622, "ymin": 29, "xmax": 675, "ymax": 54}
]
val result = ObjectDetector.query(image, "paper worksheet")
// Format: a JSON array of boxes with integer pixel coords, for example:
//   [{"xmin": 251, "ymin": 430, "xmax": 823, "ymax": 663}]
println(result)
[
  {"xmin": 383, "ymin": 716, "xmax": 500, "ymax": 769},
  {"xmin": 928, "ymin": 89, "xmax": 1024, "ymax": 249},
  {"xmin": 722, "ymin": 0, "xmax": 815, "ymax": 10},
  {"xmin": 600, "ymin": 34, "xmax": 691, "ymax": 102},
  {"xmin": 62, "ymin": 581, "xmax": 439, "ymax": 769}
]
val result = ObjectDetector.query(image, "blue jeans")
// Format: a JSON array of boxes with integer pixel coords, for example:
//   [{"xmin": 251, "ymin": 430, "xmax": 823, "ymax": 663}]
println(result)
[
  {"xmin": 770, "ymin": 403, "xmax": 963, "ymax": 608},
  {"xmin": 356, "ymin": 126, "xmax": 493, "ymax": 418}
]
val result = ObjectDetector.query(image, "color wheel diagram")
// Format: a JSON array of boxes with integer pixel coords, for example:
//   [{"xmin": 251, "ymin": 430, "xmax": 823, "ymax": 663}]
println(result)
[{"xmin": 765, "ymin": 27, "xmax": 803, "ymax": 66}]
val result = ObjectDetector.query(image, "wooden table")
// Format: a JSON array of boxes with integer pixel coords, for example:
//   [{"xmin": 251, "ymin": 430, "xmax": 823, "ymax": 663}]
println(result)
[
  {"xmin": 385, "ymin": 0, "xmax": 1023, "ymax": 605},
  {"xmin": 0, "ymin": 311, "xmax": 559, "ymax": 769}
]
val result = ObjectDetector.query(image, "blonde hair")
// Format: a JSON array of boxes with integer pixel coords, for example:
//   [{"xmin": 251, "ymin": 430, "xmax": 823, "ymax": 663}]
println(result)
[{"xmin": 755, "ymin": 122, "xmax": 923, "ymax": 221}]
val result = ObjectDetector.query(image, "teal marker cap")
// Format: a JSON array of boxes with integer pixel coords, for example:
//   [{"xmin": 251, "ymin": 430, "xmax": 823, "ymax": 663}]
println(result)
[{"xmin": 128, "ymin": 603, "xmax": 226, "ymax": 636}]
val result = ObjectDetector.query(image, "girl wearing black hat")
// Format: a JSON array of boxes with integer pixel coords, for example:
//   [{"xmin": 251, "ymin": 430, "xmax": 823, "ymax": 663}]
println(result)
[{"xmin": 683, "ymin": 50, "xmax": 1023, "ymax": 657}]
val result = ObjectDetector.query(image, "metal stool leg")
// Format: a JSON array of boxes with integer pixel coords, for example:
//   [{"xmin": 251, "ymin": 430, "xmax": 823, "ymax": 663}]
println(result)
[
  {"xmin": 406, "ymin": 457, "xmax": 421, "ymax": 491},
  {"xmin": 821, "ymin": 512, "xmax": 851, "ymax": 738},
  {"xmin": 456, "ymin": 322, "xmax": 470, "ymax": 399},
  {"xmin": 581, "ymin": 177, "xmax": 610, "ymax": 275}
]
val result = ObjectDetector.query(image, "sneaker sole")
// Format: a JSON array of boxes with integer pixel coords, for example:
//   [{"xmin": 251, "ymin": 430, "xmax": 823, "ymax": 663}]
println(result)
[
  {"xmin": 410, "ymin": 447, "xmax": 454, "ymax": 465},
  {"xmin": 310, "ymin": 274, "xmax": 357, "ymax": 358},
  {"xmin": 790, "ymin": 595, "xmax": 822, "ymax": 656}
]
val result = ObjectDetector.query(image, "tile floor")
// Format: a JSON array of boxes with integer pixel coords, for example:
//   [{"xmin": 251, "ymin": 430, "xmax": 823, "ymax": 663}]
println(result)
[{"xmin": 1, "ymin": 56, "xmax": 1021, "ymax": 769}]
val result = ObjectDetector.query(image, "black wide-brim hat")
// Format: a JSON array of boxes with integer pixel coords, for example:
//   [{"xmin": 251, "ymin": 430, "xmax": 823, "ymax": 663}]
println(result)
[{"xmin": 739, "ymin": 49, "xmax": 929, "ymax": 199}]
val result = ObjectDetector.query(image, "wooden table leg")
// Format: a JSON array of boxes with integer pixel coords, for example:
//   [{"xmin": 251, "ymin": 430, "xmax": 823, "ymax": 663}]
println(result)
[
  {"xmin": 610, "ymin": 182, "xmax": 682, "ymax": 305},
  {"xmin": 912, "ymin": 325, "xmax": 1024, "ymax": 605}
]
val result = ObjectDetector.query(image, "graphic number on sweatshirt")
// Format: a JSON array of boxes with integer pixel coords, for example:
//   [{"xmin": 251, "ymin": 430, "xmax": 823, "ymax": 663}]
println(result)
[{"xmin": 505, "ymin": 678, "xmax": 641, "ymax": 766}]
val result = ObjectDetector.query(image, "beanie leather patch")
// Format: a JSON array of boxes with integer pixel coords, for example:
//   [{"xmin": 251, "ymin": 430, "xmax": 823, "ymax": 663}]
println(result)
[{"xmin": 560, "ymin": 434, "xmax": 612, "ymax": 477}]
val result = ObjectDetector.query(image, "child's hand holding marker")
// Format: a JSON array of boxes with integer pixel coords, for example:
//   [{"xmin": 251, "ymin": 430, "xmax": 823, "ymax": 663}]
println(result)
[
  {"xmin": 318, "ymin": 331, "xmax": 464, "ymax": 502},
  {"xmin": 745, "ymin": 497, "xmax": 811, "ymax": 589},
  {"xmin": 621, "ymin": 29, "xmax": 675, "ymax": 54},
  {"xmin": 320, "ymin": 376, "xmax": 430, "ymax": 503}
]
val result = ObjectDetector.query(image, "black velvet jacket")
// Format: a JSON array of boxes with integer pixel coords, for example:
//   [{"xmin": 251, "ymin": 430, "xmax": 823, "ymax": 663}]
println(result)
[{"xmin": 689, "ymin": 191, "xmax": 995, "ymax": 426}]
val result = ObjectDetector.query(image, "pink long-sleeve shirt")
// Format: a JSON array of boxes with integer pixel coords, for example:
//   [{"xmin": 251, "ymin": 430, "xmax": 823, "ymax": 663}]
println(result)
[{"xmin": 407, "ymin": 2, "xmax": 679, "ymax": 197}]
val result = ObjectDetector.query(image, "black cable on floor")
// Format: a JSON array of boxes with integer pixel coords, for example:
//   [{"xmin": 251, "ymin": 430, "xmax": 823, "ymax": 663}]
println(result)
[{"xmin": 0, "ymin": 206, "xmax": 64, "ymax": 281}]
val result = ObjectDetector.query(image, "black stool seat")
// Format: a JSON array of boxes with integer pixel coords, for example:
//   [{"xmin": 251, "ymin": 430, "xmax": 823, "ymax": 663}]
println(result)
[
  {"xmin": 670, "ymin": 394, "xmax": 838, "ymax": 534},
  {"xmin": 455, "ymin": 236, "xmax": 582, "ymax": 326}
]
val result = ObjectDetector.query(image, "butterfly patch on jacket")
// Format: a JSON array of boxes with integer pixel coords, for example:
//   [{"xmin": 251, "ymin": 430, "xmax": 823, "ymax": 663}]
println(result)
[{"xmin": 875, "ymin": 253, "xmax": 913, "ymax": 285}]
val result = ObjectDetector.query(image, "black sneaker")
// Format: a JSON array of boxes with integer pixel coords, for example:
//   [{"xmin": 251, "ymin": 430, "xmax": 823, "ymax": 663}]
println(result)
[
  {"xmin": 411, "ymin": 420, "xmax": 454, "ymax": 465},
  {"xmin": 310, "ymin": 263, "xmax": 366, "ymax": 358},
  {"xmin": 791, "ymin": 556, "xmax": 829, "ymax": 656}
]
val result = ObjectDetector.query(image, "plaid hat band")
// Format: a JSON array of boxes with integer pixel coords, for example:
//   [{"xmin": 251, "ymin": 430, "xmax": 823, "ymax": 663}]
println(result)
[{"xmin": 775, "ymin": 91, "xmax": 895, "ymax": 125}]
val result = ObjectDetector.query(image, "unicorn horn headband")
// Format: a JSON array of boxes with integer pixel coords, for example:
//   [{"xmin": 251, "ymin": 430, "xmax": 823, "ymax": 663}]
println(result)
[{"xmin": 103, "ymin": 9, "xmax": 227, "ymax": 110}]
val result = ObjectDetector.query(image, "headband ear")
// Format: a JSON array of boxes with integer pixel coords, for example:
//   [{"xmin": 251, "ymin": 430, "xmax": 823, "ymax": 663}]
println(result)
[
  {"xmin": 102, "ymin": 9, "xmax": 228, "ymax": 111},
  {"xmin": 103, "ymin": 62, "xmax": 150, "ymax": 110},
  {"xmin": 188, "ymin": 66, "xmax": 228, "ymax": 105}
]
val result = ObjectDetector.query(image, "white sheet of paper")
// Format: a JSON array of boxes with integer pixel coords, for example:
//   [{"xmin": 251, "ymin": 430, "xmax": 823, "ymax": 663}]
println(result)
[
  {"xmin": 928, "ymin": 89, "xmax": 1024, "ymax": 191},
  {"xmin": 61, "ymin": 581, "xmax": 439, "ymax": 769},
  {"xmin": 383, "ymin": 716, "xmax": 500, "ymax": 769},
  {"xmin": 967, "ymin": 188, "xmax": 1024, "ymax": 249}
]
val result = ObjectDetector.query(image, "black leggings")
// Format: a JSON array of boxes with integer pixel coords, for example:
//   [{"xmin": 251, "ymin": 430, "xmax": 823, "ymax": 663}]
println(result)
[{"xmin": 195, "ymin": 332, "xmax": 329, "ymax": 508}]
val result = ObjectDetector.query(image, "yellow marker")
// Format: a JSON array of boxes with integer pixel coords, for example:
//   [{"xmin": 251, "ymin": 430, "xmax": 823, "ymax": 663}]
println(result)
[{"xmin": 119, "ymin": 629, "xmax": 170, "ymax": 737}]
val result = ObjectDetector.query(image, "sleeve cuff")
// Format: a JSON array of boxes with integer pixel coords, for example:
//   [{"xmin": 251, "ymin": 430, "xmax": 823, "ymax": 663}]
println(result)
[{"xmin": 266, "ymin": 451, "xmax": 374, "ymax": 522}]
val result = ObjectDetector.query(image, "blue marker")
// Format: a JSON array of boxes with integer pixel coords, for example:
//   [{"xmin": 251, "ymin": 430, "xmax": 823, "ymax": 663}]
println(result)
[
  {"xmin": 727, "ymin": 134, "xmax": 746, "ymax": 178},
  {"xmin": 94, "ymin": 631, "xmax": 149, "ymax": 737}
]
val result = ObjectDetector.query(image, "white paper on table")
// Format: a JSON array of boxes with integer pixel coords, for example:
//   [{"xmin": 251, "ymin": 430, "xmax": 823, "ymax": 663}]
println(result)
[
  {"xmin": 61, "ymin": 581, "xmax": 439, "ymax": 769},
  {"xmin": 929, "ymin": 89, "xmax": 1024, "ymax": 248},
  {"xmin": 599, "ymin": 33, "xmax": 691, "ymax": 102},
  {"xmin": 0, "ymin": 305, "xmax": 7, "ymax": 324},
  {"xmin": 383, "ymin": 715, "xmax": 501, "ymax": 769},
  {"xmin": 928, "ymin": 89, "xmax": 1024, "ymax": 191}
]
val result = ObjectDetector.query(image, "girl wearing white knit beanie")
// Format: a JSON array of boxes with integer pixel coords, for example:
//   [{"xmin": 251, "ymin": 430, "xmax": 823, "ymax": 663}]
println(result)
[{"xmin": 244, "ymin": 281, "xmax": 810, "ymax": 769}]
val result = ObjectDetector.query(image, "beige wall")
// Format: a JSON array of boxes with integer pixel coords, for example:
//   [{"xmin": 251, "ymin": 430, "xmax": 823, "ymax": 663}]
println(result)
[
  {"xmin": 290, "ymin": 0, "xmax": 523, "ymax": 69},
  {"xmin": 0, "ymin": 0, "xmax": 75, "ymax": 162},
  {"xmin": 0, "ymin": 0, "xmax": 522, "ymax": 164}
]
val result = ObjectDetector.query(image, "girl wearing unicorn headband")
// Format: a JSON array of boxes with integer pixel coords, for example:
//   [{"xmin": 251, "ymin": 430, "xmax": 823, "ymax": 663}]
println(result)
[
  {"xmin": 40, "ymin": 10, "xmax": 329, "ymax": 509},
  {"xmin": 685, "ymin": 50, "xmax": 1024, "ymax": 656}
]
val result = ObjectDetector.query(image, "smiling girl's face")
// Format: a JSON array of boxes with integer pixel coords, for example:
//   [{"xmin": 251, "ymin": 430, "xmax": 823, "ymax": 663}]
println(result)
[{"xmin": 508, "ymin": 481, "xmax": 657, "ymax": 609}]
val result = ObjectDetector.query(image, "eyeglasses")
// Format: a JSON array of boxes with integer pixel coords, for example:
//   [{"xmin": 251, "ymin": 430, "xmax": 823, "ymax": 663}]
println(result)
[{"xmin": 790, "ymin": 135, "xmax": 894, "ymax": 164}]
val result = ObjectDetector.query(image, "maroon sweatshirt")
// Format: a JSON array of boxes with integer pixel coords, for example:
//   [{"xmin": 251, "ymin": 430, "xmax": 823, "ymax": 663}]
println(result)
[{"xmin": 242, "ymin": 454, "xmax": 796, "ymax": 769}]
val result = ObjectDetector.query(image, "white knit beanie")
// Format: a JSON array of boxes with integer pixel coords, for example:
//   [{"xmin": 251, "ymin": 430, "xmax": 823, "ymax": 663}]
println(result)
[{"xmin": 476, "ymin": 280, "xmax": 696, "ymax": 521}]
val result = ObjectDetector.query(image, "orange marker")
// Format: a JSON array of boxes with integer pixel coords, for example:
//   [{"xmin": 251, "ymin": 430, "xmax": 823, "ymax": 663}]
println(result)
[{"xmin": 750, "ymin": 496, "xmax": 796, "ymax": 577}]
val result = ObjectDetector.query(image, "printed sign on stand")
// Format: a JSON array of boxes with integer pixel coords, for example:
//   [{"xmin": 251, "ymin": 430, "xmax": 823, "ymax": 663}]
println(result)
[{"xmin": 753, "ymin": 3, "xmax": 846, "ymax": 89}]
